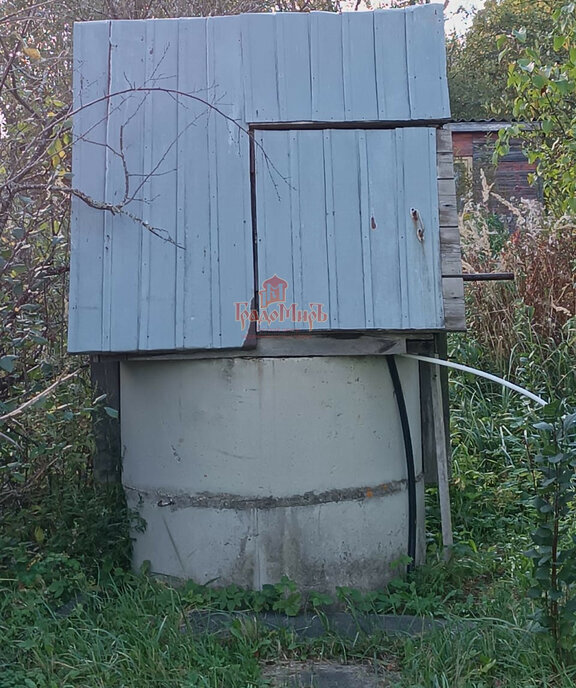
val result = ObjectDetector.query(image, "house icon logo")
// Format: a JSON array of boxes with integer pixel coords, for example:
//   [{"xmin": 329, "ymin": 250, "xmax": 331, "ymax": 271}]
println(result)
[
  {"xmin": 259, "ymin": 274, "xmax": 288, "ymax": 309},
  {"xmin": 234, "ymin": 275, "xmax": 327, "ymax": 331}
]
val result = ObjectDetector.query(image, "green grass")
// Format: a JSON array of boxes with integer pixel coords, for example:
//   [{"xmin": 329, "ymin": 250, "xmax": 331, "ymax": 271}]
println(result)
[
  {"xmin": 2, "ymin": 321, "xmax": 576, "ymax": 685},
  {"xmin": 0, "ymin": 574, "xmax": 264, "ymax": 687},
  {"xmin": 2, "ymin": 571, "xmax": 575, "ymax": 687}
]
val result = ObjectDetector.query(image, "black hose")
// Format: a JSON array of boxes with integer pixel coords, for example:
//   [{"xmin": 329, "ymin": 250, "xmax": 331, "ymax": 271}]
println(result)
[{"xmin": 386, "ymin": 355, "xmax": 417, "ymax": 575}]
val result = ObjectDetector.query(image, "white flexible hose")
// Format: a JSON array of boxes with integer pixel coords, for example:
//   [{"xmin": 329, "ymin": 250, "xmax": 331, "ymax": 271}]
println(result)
[{"xmin": 401, "ymin": 353, "xmax": 548, "ymax": 407}]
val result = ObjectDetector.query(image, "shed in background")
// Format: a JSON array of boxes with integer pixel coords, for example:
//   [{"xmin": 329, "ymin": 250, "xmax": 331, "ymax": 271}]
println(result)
[{"xmin": 450, "ymin": 120, "xmax": 542, "ymax": 218}]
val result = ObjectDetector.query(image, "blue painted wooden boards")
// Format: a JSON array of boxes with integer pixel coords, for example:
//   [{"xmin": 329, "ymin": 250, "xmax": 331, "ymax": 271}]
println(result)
[
  {"xmin": 254, "ymin": 128, "xmax": 444, "ymax": 332},
  {"xmin": 242, "ymin": 6, "xmax": 450, "ymax": 123},
  {"xmin": 68, "ymin": 6, "xmax": 450, "ymax": 353}
]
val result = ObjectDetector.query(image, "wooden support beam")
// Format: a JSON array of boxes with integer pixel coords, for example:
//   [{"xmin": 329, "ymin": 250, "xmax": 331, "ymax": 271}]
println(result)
[
  {"xmin": 431, "ymin": 363, "xmax": 453, "ymax": 560},
  {"xmin": 90, "ymin": 357, "xmax": 121, "ymax": 483}
]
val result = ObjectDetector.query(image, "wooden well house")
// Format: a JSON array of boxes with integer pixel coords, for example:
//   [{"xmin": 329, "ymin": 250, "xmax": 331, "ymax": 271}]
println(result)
[{"xmin": 70, "ymin": 4, "xmax": 464, "ymax": 590}]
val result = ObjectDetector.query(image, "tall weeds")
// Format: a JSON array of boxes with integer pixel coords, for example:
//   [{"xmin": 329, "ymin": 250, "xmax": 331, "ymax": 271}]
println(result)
[{"xmin": 457, "ymin": 182, "xmax": 576, "ymax": 402}]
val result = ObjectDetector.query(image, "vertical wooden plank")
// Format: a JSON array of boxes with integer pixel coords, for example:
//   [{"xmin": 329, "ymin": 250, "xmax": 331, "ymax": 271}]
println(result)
[
  {"xmin": 69, "ymin": 21, "xmax": 110, "ymax": 353},
  {"xmin": 288, "ymin": 131, "xmax": 303, "ymax": 321},
  {"xmin": 106, "ymin": 20, "xmax": 148, "ymax": 351},
  {"xmin": 141, "ymin": 19, "xmax": 179, "ymax": 351},
  {"xmin": 136, "ymin": 21, "xmax": 152, "ymax": 351},
  {"xmin": 342, "ymin": 12, "xmax": 378, "ymax": 121},
  {"xmin": 310, "ymin": 13, "xmax": 345, "ymax": 122},
  {"xmin": 177, "ymin": 18, "xmax": 213, "ymax": 349},
  {"xmin": 365, "ymin": 129, "xmax": 402, "ymax": 329},
  {"xmin": 374, "ymin": 9, "xmax": 410, "ymax": 121},
  {"xmin": 254, "ymin": 130, "xmax": 296, "ymax": 331},
  {"xmin": 255, "ymin": 131, "xmax": 331, "ymax": 332},
  {"xmin": 329, "ymin": 130, "xmax": 365, "ymax": 329},
  {"xmin": 276, "ymin": 13, "xmax": 312, "ymax": 122},
  {"xmin": 242, "ymin": 13, "xmax": 279, "ymax": 123},
  {"xmin": 323, "ymin": 131, "xmax": 338, "ymax": 329},
  {"xmin": 437, "ymin": 128, "xmax": 465, "ymax": 331},
  {"xmin": 398, "ymin": 128, "xmax": 444, "ymax": 329},
  {"xmin": 357, "ymin": 130, "xmax": 374, "ymax": 327},
  {"xmin": 435, "ymin": 332, "xmax": 453, "ymax": 469},
  {"xmin": 432, "ymin": 363, "xmax": 454, "ymax": 560},
  {"xmin": 405, "ymin": 4, "xmax": 450, "ymax": 120},
  {"xmin": 419, "ymin": 361, "xmax": 437, "ymax": 485},
  {"xmin": 207, "ymin": 16, "xmax": 254, "ymax": 348},
  {"xmin": 394, "ymin": 129, "xmax": 410, "ymax": 327},
  {"xmin": 296, "ymin": 131, "xmax": 330, "ymax": 331}
]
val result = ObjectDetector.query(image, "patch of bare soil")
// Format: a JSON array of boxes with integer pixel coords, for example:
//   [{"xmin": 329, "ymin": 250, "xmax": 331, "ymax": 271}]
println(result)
[{"xmin": 261, "ymin": 660, "xmax": 402, "ymax": 687}]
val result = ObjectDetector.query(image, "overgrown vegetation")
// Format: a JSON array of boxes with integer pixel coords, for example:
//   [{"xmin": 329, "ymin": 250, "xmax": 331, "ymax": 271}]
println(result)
[
  {"xmin": 447, "ymin": 0, "xmax": 557, "ymax": 119},
  {"xmin": 3, "ymin": 0, "xmax": 576, "ymax": 685},
  {"xmin": 496, "ymin": 3, "xmax": 576, "ymax": 214},
  {"xmin": 3, "ymin": 188, "xmax": 576, "ymax": 683}
]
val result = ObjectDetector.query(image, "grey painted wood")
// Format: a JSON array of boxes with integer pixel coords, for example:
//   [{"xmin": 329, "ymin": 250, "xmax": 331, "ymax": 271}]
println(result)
[
  {"xmin": 276, "ymin": 13, "xmax": 312, "ymax": 122},
  {"xmin": 69, "ymin": 17, "xmax": 254, "ymax": 353},
  {"xmin": 374, "ymin": 9, "xmax": 410, "ymax": 121},
  {"xmin": 69, "ymin": 8, "xmax": 452, "ymax": 353},
  {"xmin": 105, "ymin": 20, "xmax": 146, "ymax": 353},
  {"xmin": 255, "ymin": 128, "xmax": 444, "ymax": 332},
  {"xmin": 406, "ymin": 5, "xmax": 449, "ymax": 121},
  {"xmin": 241, "ymin": 8, "xmax": 450, "ymax": 123},
  {"xmin": 342, "ymin": 12, "xmax": 378, "ymax": 122},
  {"xmin": 114, "ymin": 334, "xmax": 407, "ymax": 360},
  {"xmin": 399, "ymin": 128, "xmax": 444, "ymax": 329},
  {"xmin": 69, "ymin": 21, "xmax": 110, "ymax": 353},
  {"xmin": 177, "ymin": 18, "xmax": 212, "ymax": 349}
]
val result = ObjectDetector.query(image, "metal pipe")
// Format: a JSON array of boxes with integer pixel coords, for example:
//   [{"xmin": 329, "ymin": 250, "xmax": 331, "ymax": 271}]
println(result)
[
  {"xmin": 401, "ymin": 353, "xmax": 546, "ymax": 562},
  {"xmin": 442, "ymin": 273, "xmax": 515, "ymax": 281}
]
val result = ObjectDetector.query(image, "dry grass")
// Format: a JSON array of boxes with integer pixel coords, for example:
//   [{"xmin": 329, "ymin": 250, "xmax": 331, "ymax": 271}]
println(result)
[{"xmin": 459, "ymin": 179, "xmax": 576, "ymax": 371}]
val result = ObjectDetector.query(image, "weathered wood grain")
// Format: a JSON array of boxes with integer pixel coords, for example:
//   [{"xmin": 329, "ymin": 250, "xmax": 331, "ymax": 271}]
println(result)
[{"xmin": 437, "ymin": 127, "xmax": 465, "ymax": 331}]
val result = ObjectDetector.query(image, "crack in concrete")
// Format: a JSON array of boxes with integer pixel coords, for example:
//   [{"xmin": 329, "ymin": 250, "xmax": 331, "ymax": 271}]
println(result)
[{"xmin": 124, "ymin": 474, "xmax": 423, "ymax": 511}]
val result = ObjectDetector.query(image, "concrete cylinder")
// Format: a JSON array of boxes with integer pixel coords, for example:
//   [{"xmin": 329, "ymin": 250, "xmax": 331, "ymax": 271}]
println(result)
[{"xmin": 120, "ymin": 356, "xmax": 424, "ymax": 591}]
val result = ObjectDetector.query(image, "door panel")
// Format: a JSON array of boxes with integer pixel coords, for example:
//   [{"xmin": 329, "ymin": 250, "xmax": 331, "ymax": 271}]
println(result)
[{"xmin": 254, "ymin": 128, "xmax": 444, "ymax": 332}]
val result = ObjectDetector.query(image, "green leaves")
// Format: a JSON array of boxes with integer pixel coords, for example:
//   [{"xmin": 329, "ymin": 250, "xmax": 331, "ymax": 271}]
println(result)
[
  {"xmin": 513, "ymin": 26, "xmax": 527, "ymax": 43},
  {"xmin": 554, "ymin": 34, "xmax": 567, "ymax": 51},
  {"xmin": 447, "ymin": 0, "xmax": 557, "ymax": 119},
  {"xmin": 497, "ymin": 4, "xmax": 576, "ymax": 216},
  {"xmin": 0, "ymin": 355, "xmax": 17, "ymax": 373},
  {"xmin": 524, "ymin": 401, "xmax": 576, "ymax": 656}
]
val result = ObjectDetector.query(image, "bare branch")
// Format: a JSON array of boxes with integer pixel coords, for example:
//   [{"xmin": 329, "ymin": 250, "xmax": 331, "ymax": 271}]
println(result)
[{"xmin": 0, "ymin": 369, "xmax": 80, "ymax": 423}]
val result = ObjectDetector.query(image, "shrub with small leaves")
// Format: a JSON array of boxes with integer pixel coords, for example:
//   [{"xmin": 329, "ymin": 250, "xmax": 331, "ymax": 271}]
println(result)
[{"xmin": 524, "ymin": 401, "xmax": 576, "ymax": 657}]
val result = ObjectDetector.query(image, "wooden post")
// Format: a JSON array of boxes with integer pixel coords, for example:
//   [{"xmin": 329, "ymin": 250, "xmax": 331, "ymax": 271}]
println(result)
[
  {"xmin": 90, "ymin": 356, "xmax": 121, "ymax": 483},
  {"xmin": 418, "ymin": 335, "xmax": 451, "ymax": 485},
  {"xmin": 431, "ymin": 364, "xmax": 453, "ymax": 560}
]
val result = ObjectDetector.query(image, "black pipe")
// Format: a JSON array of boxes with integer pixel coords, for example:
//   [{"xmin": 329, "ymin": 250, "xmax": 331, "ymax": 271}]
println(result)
[{"xmin": 386, "ymin": 355, "xmax": 417, "ymax": 575}]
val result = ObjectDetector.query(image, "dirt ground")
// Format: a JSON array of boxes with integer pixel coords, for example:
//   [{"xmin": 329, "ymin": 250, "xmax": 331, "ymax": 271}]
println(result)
[{"xmin": 261, "ymin": 660, "xmax": 402, "ymax": 687}]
